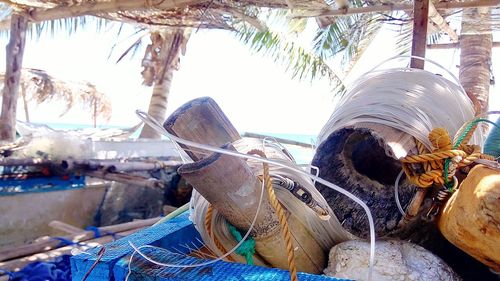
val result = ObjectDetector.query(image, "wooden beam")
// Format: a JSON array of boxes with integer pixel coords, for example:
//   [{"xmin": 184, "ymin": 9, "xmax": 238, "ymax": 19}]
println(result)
[
  {"xmin": 428, "ymin": 2, "xmax": 458, "ymax": 42},
  {"xmin": 22, "ymin": 0, "xmax": 209, "ymax": 23},
  {"xmin": 292, "ymin": 0, "xmax": 500, "ymax": 18},
  {"xmin": 427, "ymin": 41, "xmax": 500, "ymax": 49},
  {"xmin": 411, "ymin": 0, "xmax": 430, "ymax": 69},
  {"xmin": 0, "ymin": 14, "xmax": 27, "ymax": 142}
]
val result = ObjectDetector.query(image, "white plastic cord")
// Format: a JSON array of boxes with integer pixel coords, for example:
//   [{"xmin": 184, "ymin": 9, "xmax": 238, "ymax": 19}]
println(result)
[
  {"xmin": 129, "ymin": 110, "xmax": 377, "ymax": 281},
  {"xmin": 394, "ymin": 170, "xmax": 406, "ymax": 216}
]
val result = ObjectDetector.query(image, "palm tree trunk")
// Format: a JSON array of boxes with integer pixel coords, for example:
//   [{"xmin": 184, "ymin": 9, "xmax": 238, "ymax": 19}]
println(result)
[
  {"xmin": 20, "ymin": 84, "xmax": 29, "ymax": 122},
  {"xmin": 139, "ymin": 30, "xmax": 189, "ymax": 139},
  {"xmin": 0, "ymin": 14, "xmax": 27, "ymax": 142},
  {"xmin": 459, "ymin": 8, "xmax": 492, "ymax": 116}
]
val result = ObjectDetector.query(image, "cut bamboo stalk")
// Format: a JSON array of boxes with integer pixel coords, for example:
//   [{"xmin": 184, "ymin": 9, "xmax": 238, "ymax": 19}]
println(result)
[
  {"xmin": 163, "ymin": 97, "xmax": 241, "ymax": 161},
  {"xmin": 0, "ymin": 227, "xmax": 143, "ymax": 273},
  {"xmin": 0, "ymin": 217, "xmax": 160, "ymax": 262},
  {"xmin": 438, "ymin": 165, "xmax": 500, "ymax": 271},
  {"xmin": 178, "ymin": 143, "xmax": 325, "ymax": 273},
  {"xmin": 48, "ymin": 220, "xmax": 84, "ymax": 235},
  {"xmin": 84, "ymin": 170, "xmax": 163, "ymax": 189}
]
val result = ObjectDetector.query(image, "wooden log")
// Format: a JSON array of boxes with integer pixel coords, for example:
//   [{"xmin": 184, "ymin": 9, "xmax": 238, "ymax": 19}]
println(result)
[
  {"xmin": 0, "ymin": 227, "xmax": 142, "ymax": 273},
  {"xmin": 178, "ymin": 143, "xmax": 326, "ymax": 273},
  {"xmin": 163, "ymin": 97, "xmax": 241, "ymax": 161},
  {"xmin": 0, "ymin": 157, "xmax": 51, "ymax": 167},
  {"xmin": 438, "ymin": 165, "xmax": 500, "ymax": 271},
  {"xmin": 0, "ymin": 217, "xmax": 160, "ymax": 262},
  {"xmin": 48, "ymin": 220, "xmax": 84, "ymax": 234},
  {"xmin": 312, "ymin": 123, "xmax": 418, "ymax": 238}
]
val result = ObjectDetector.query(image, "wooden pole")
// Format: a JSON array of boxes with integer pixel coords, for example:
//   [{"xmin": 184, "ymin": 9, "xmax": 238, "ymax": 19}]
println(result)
[
  {"xmin": 410, "ymin": 0, "xmax": 429, "ymax": 69},
  {"xmin": 84, "ymin": 170, "xmax": 164, "ymax": 189},
  {"xmin": 48, "ymin": 220, "xmax": 85, "ymax": 234},
  {"xmin": 0, "ymin": 14, "xmax": 27, "ymax": 142},
  {"xmin": 0, "ymin": 217, "xmax": 160, "ymax": 262},
  {"xmin": 427, "ymin": 42, "xmax": 500, "ymax": 49}
]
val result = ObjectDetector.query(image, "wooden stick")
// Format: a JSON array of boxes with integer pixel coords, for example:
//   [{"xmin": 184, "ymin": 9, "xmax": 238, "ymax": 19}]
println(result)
[
  {"xmin": 48, "ymin": 221, "xmax": 84, "ymax": 235},
  {"xmin": 410, "ymin": 0, "xmax": 429, "ymax": 69},
  {"xmin": 0, "ymin": 228, "xmax": 143, "ymax": 273},
  {"xmin": 428, "ymin": 41, "xmax": 500, "ymax": 49},
  {"xmin": 0, "ymin": 217, "xmax": 160, "ymax": 262},
  {"xmin": 291, "ymin": 0, "xmax": 500, "ymax": 18},
  {"xmin": 163, "ymin": 97, "xmax": 241, "ymax": 161},
  {"xmin": 84, "ymin": 170, "xmax": 164, "ymax": 189}
]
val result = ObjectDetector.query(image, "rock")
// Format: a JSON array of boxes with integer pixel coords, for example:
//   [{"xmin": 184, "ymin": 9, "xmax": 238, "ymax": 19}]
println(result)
[
  {"xmin": 324, "ymin": 240, "xmax": 460, "ymax": 281},
  {"xmin": 438, "ymin": 165, "xmax": 500, "ymax": 271}
]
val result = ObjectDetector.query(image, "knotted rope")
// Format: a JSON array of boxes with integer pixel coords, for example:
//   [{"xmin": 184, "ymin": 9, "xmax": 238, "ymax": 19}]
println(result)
[{"xmin": 401, "ymin": 124, "xmax": 494, "ymax": 190}]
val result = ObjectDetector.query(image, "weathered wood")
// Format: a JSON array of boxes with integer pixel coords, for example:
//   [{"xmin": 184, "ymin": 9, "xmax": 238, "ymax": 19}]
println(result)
[
  {"xmin": 0, "ymin": 217, "xmax": 160, "ymax": 262},
  {"xmin": 163, "ymin": 97, "xmax": 241, "ymax": 161},
  {"xmin": 0, "ymin": 157, "xmax": 51, "ymax": 166},
  {"xmin": 312, "ymin": 123, "xmax": 418, "ymax": 238},
  {"xmin": 438, "ymin": 165, "xmax": 500, "ymax": 271},
  {"xmin": 410, "ymin": 0, "xmax": 429, "ymax": 69},
  {"xmin": 48, "ymin": 220, "xmax": 84, "ymax": 234},
  {"xmin": 178, "ymin": 143, "xmax": 326, "ymax": 273},
  {"xmin": 0, "ymin": 14, "xmax": 27, "ymax": 142},
  {"xmin": 428, "ymin": 2, "xmax": 458, "ymax": 42},
  {"xmin": 0, "ymin": 227, "xmax": 143, "ymax": 273}
]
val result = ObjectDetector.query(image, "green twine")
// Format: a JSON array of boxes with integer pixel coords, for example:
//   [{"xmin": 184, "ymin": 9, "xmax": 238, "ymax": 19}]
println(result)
[
  {"xmin": 443, "ymin": 118, "xmax": 500, "ymax": 191},
  {"xmin": 227, "ymin": 223, "xmax": 256, "ymax": 265}
]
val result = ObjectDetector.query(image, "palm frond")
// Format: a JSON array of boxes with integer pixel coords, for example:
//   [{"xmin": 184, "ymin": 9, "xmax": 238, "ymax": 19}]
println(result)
[
  {"xmin": 313, "ymin": 12, "xmax": 383, "ymax": 67},
  {"xmin": 236, "ymin": 24, "xmax": 345, "ymax": 93}
]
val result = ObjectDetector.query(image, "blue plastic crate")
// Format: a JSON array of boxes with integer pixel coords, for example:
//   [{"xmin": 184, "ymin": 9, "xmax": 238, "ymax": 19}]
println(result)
[{"xmin": 71, "ymin": 212, "xmax": 350, "ymax": 281}]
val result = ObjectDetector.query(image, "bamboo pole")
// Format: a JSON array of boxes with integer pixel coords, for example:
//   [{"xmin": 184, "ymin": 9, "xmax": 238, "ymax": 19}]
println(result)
[
  {"xmin": 0, "ymin": 14, "xmax": 27, "ymax": 142},
  {"xmin": 411, "ymin": 0, "xmax": 429, "ymax": 69},
  {"xmin": 178, "ymin": 144, "xmax": 325, "ymax": 273},
  {"xmin": 291, "ymin": 0, "xmax": 500, "ymax": 18},
  {"xmin": 84, "ymin": 170, "xmax": 164, "ymax": 189},
  {"xmin": 0, "ymin": 217, "xmax": 160, "ymax": 262},
  {"xmin": 0, "ymin": 227, "xmax": 143, "ymax": 273},
  {"xmin": 163, "ymin": 97, "xmax": 241, "ymax": 161}
]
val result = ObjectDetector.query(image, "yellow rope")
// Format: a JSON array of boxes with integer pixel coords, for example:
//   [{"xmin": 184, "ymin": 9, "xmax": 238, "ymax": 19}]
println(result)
[
  {"xmin": 401, "ymin": 127, "xmax": 494, "ymax": 188},
  {"xmin": 205, "ymin": 204, "xmax": 235, "ymax": 262},
  {"xmin": 248, "ymin": 149, "xmax": 298, "ymax": 281}
]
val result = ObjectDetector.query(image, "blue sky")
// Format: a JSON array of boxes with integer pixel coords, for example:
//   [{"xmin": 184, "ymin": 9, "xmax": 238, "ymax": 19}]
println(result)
[{"xmin": 0, "ymin": 20, "xmax": 498, "ymax": 135}]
